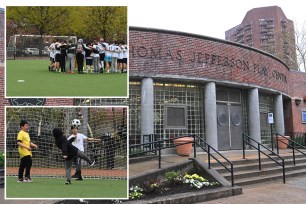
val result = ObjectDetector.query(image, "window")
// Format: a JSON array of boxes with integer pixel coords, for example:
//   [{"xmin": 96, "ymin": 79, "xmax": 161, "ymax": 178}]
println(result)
[
  {"xmin": 165, "ymin": 106, "xmax": 187, "ymax": 129},
  {"xmin": 302, "ymin": 111, "xmax": 306, "ymax": 123}
]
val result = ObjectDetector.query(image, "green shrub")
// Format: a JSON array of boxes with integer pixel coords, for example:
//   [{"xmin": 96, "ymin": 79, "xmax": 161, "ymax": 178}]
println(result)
[
  {"xmin": 165, "ymin": 171, "xmax": 183, "ymax": 185},
  {"xmin": 0, "ymin": 152, "xmax": 4, "ymax": 168}
]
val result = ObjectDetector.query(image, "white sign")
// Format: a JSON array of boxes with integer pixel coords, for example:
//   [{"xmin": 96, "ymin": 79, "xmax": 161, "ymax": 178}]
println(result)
[{"xmin": 267, "ymin": 113, "xmax": 274, "ymax": 124}]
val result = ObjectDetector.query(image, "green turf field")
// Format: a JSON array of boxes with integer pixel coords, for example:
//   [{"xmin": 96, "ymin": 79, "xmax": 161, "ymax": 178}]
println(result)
[
  {"xmin": 6, "ymin": 60, "xmax": 128, "ymax": 97},
  {"xmin": 6, "ymin": 177, "xmax": 128, "ymax": 199}
]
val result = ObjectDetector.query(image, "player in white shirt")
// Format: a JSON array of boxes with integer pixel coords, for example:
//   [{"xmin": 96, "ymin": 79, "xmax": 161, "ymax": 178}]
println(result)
[
  {"xmin": 110, "ymin": 41, "xmax": 121, "ymax": 73},
  {"xmin": 68, "ymin": 126, "xmax": 101, "ymax": 180}
]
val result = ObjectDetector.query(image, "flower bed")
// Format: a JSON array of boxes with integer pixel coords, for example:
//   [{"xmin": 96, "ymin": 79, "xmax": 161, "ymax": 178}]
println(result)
[{"xmin": 128, "ymin": 170, "xmax": 220, "ymax": 201}]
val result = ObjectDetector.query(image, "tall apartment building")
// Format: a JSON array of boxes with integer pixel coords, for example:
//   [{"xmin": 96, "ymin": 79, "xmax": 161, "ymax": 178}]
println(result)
[{"xmin": 225, "ymin": 6, "xmax": 298, "ymax": 70}]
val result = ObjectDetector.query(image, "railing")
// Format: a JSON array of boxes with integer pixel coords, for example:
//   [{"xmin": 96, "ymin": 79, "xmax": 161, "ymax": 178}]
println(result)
[
  {"xmin": 286, "ymin": 132, "xmax": 306, "ymax": 146},
  {"xmin": 242, "ymin": 133, "xmax": 285, "ymax": 183},
  {"xmin": 191, "ymin": 134, "xmax": 234, "ymax": 187},
  {"xmin": 129, "ymin": 135, "xmax": 194, "ymax": 169},
  {"xmin": 276, "ymin": 133, "xmax": 306, "ymax": 165},
  {"xmin": 129, "ymin": 134, "xmax": 235, "ymax": 187}
]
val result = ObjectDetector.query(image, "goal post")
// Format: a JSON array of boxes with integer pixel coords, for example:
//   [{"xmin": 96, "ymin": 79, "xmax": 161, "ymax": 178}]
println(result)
[
  {"xmin": 5, "ymin": 107, "xmax": 128, "ymax": 180},
  {"xmin": 6, "ymin": 34, "xmax": 78, "ymax": 60}
]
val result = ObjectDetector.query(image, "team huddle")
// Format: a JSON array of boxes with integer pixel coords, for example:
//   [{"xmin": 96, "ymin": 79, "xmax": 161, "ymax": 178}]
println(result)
[
  {"xmin": 17, "ymin": 119, "xmax": 100, "ymax": 185},
  {"xmin": 48, "ymin": 38, "xmax": 128, "ymax": 74}
]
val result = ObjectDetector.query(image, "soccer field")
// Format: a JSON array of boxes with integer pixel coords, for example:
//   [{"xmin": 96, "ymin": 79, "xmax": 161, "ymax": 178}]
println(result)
[
  {"xmin": 6, "ymin": 177, "xmax": 128, "ymax": 199},
  {"xmin": 6, "ymin": 60, "xmax": 128, "ymax": 97}
]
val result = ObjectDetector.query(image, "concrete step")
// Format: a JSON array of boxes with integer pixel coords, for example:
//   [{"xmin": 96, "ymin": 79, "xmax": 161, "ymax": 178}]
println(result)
[
  {"xmin": 222, "ymin": 162, "xmax": 306, "ymax": 180},
  {"xmin": 210, "ymin": 152, "xmax": 306, "ymax": 167},
  {"xmin": 215, "ymin": 157, "xmax": 306, "ymax": 173},
  {"xmin": 207, "ymin": 151, "xmax": 306, "ymax": 186},
  {"xmin": 233, "ymin": 168, "xmax": 306, "ymax": 186}
]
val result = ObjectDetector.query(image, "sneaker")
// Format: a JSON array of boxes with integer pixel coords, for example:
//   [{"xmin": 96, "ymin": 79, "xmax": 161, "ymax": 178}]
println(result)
[
  {"xmin": 90, "ymin": 160, "xmax": 95, "ymax": 167},
  {"xmin": 76, "ymin": 177, "xmax": 83, "ymax": 181},
  {"xmin": 17, "ymin": 178, "xmax": 23, "ymax": 182},
  {"xmin": 65, "ymin": 180, "xmax": 71, "ymax": 185},
  {"xmin": 24, "ymin": 177, "xmax": 33, "ymax": 182}
]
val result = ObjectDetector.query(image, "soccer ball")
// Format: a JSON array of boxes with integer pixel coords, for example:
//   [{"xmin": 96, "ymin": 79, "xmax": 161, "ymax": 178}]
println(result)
[{"xmin": 71, "ymin": 119, "xmax": 81, "ymax": 127}]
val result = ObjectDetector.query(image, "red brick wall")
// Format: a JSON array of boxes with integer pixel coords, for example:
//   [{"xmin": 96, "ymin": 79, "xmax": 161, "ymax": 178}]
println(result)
[
  {"xmin": 0, "ymin": 9, "xmax": 4, "ymax": 62},
  {"xmin": 289, "ymin": 71, "xmax": 306, "ymax": 133},
  {"xmin": 129, "ymin": 27, "xmax": 291, "ymax": 95}
]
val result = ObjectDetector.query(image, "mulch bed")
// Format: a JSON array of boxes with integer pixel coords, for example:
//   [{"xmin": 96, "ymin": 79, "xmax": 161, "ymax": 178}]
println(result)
[{"xmin": 127, "ymin": 182, "xmax": 219, "ymax": 202}]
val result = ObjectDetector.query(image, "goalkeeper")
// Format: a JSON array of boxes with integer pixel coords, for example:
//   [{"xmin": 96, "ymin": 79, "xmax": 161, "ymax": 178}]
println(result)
[
  {"xmin": 68, "ymin": 125, "xmax": 101, "ymax": 180},
  {"xmin": 52, "ymin": 127, "xmax": 95, "ymax": 185}
]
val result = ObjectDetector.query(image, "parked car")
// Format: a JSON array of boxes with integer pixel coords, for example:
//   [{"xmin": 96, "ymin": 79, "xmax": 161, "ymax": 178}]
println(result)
[
  {"xmin": 42, "ymin": 46, "xmax": 50, "ymax": 55},
  {"xmin": 23, "ymin": 48, "xmax": 39, "ymax": 56}
]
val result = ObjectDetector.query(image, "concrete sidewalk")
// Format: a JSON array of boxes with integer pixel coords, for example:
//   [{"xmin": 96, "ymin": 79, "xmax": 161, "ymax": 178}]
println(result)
[
  {"xmin": 129, "ymin": 149, "xmax": 283, "ymax": 177},
  {"xmin": 200, "ymin": 175, "xmax": 306, "ymax": 204},
  {"xmin": 129, "ymin": 149, "xmax": 306, "ymax": 204}
]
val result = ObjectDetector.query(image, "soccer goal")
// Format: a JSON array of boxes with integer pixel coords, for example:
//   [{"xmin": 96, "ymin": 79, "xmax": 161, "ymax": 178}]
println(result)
[
  {"xmin": 6, "ymin": 34, "xmax": 77, "ymax": 60},
  {"xmin": 5, "ymin": 107, "xmax": 128, "ymax": 180}
]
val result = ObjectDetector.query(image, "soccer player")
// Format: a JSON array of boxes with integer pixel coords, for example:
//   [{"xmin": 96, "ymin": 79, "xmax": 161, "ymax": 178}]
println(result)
[
  {"xmin": 68, "ymin": 125, "xmax": 101, "ymax": 180},
  {"xmin": 17, "ymin": 120, "xmax": 38, "ymax": 182},
  {"xmin": 52, "ymin": 127, "xmax": 95, "ymax": 185}
]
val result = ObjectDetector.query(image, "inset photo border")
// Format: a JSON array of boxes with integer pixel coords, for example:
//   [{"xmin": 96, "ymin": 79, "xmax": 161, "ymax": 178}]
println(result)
[
  {"xmin": 5, "ymin": 6, "xmax": 128, "ymax": 98},
  {"xmin": 5, "ymin": 106, "xmax": 128, "ymax": 200}
]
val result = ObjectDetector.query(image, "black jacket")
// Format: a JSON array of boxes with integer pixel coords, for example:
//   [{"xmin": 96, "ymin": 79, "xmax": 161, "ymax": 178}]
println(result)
[{"xmin": 52, "ymin": 128, "xmax": 78, "ymax": 160}]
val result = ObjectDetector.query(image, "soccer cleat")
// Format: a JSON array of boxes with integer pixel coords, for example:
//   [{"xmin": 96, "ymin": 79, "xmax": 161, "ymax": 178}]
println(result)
[
  {"xmin": 17, "ymin": 178, "xmax": 23, "ymax": 182},
  {"xmin": 90, "ymin": 160, "xmax": 95, "ymax": 167},
  {"xmin": 24, "ymin": 177, "xmax": 33, "ymax": 182},
  {"xmin": 76, "ymin": 177, "xmax": 83, "ymax": 181},
  {"xmin": 65, "ymin": 180, "xmax": 71, "ymax": 185}
]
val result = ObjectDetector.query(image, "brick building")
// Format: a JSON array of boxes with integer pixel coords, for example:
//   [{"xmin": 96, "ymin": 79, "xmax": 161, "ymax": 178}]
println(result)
[
  {"xmin": 225, "ymin": 6, "xmax": 298, "ymax": 70},
  {"xmin": 1, "ymin": 27, "xmax": 306, "ymax": 151},
  {"xmin": 115, "ymin": 26, "xmax": 304, "ymax": 151}
]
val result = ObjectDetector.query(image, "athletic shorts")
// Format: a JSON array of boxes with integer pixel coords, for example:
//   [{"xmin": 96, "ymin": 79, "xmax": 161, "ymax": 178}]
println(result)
[
  {"xmin": 104, "ymin": 55, "xmax": 112, "ymax": 62},
  {"xmin": 123, "ymin": 58, "xmax": 127, "ymax": 64},
  {"xmin": 86, "ymin": 58, "xmax": 93, "ymax": 66},
  {"xmin": 55, "ymin": 54, "xmax": 60, "ymax": 62},
  {"xmin": 117, "ymin": 58, "xmax": 123, "ymax": 63},
  {"xmin": 99, "ymin": 53, "xmax": 105, "ymax": 61},
  {"xmin": 50, "ymin": 57, "xmax": 55, "ymax": 63}
]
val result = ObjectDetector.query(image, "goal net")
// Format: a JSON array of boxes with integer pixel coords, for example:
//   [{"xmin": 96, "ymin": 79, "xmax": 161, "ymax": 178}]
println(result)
[
  {"xmin": 6, "ymin": 34, "xmax": 77, "ymax": 60},
  {"xmin": 5, "ymin": 107, "xmax": 128, "ymax": 180}
]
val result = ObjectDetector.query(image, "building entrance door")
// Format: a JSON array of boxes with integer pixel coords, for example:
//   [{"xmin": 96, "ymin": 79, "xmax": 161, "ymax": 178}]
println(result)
[{"xmin": 217, "ymin": 103, "xmax": 244, "ymax": 150}]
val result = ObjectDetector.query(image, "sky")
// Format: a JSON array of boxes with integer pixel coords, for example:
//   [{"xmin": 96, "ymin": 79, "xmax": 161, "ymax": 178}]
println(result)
[
  {"xmin": 128, "ymin": 0, "xmax": 306, "ymax": 40},
  {"xmin": 1, "ymin": 0, "xmax": 305, "ymax": 40}
]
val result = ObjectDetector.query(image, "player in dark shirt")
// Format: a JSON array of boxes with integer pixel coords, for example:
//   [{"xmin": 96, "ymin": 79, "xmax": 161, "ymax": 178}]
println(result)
[{"xmin": 52, "ymin": 128, "xmax": 94, "ymax": 184}]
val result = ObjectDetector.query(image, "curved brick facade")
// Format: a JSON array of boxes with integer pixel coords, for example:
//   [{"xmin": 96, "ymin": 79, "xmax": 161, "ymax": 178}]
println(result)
[
  {"xmin": 130, "ymin": 27, "xmax": 290, "ymax": 96},
  {"xmin": 129, "ymin": 27, "xmax": 306, "ymax": 135}
]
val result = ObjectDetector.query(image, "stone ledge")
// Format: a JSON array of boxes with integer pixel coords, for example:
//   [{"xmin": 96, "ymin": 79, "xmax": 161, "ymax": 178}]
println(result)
[{"xmin": 124, "ymin": 186, "xmax": 242, "ymax": 204}]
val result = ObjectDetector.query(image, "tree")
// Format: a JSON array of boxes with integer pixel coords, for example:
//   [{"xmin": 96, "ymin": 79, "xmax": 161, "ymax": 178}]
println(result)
[
  {"xmin": 294, "ymin": 21, "xmax": 306, "ymax": 72},
  {"xmin": 6, "ymin": 6, "xmax": 71, "ymax": 36},
  {"xmin": 6, "ymin": 6, "xmax": 71, "ymax": 55},
  {"xmin": 81, "ymin": 7, "xmax": 127, "ymax": 42}
]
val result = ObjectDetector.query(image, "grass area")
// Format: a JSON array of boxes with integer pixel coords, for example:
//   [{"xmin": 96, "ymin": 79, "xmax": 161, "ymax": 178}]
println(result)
[
  {"xmin": 6, "ymin": 59, "xmax": 128, "ymax": 97},
  {"xmin": 6, "ymin": 177, "xmax": 127, "ymax": 199}
]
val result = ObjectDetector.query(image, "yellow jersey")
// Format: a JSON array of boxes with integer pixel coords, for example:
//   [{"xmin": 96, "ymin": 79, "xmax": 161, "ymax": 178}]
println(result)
[{"xmin": 17, "ymin": 130, "xmax": 32, "ymax": 158}]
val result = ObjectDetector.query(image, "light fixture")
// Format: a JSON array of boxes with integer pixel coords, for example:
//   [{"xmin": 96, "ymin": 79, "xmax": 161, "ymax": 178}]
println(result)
[{"xmin": 295, "ymin": 99, "xmax": 301, "ymax": 106}]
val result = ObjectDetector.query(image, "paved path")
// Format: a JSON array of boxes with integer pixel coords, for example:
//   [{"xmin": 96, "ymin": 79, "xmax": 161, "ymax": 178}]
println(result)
[{"xmin": 199, "ymin": 175, "xmax": 306, "ymax": 204}]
